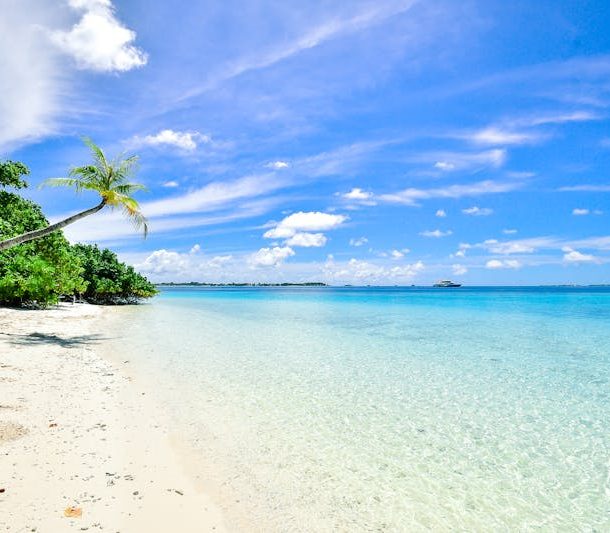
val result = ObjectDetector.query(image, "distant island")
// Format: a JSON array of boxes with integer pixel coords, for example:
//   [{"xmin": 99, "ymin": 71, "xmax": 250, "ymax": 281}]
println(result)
[{"xmin": 156, "ymin": 282, "xmax": 328, "ymax": 287}]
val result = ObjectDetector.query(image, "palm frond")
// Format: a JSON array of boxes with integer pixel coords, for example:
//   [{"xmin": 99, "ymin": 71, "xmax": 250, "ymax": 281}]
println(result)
[
  {"xmin": 120, "ymin": 203, "xmax": 148, "ymax": 237},
  {"xmin": 40, "ymin": 177, "xmax": 81, "ymax": 189},
  {"xmin": 112, "ymin": 183, "xmax": 148, "ymax": 195}
]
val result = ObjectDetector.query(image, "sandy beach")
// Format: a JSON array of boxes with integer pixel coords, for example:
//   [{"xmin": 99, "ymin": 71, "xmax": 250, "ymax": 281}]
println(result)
[{"xmin": 0, "ymin": 303, "xmax": 226, "ymax": 532}]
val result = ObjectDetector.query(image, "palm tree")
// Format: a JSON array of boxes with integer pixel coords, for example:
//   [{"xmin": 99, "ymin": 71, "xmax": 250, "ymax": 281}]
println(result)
[{"xmin": 0, "ymin": 138, "xmax": 147, "ymax": 251}]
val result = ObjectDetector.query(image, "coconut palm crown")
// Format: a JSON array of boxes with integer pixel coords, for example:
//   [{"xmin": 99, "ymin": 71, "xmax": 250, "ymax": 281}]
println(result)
[{"xmin": 0, "ymin": 138, "xmax": 147, "ymax": 251}]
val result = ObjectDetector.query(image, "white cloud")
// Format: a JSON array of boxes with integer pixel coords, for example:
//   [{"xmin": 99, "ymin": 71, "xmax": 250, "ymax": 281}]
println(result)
[
  {"xmin": 435, "ymin": 209, "xmax": 447, "ymax": 218},
  {"xmin": 427, "ymin": 149, "xmax": 506, "ymax": 172},
  {"xmin": 130, "ymin": 130, "xmax": 210, "ymax": 151},
  {"xmin": 391, "ymin": 249, "xmax": 405, "ymax": 259},
  {"xmin": 285, "ymin": 232, "xmax": 327, "ymax": 247},
  {"xmin": 51, "ymin": 0, "xmax": 147, "ymax": 72},
  {"xmin": 483, "ymin": 238, "xmax": 546, "ymax": 254},
  {"xmin": 349, "ymin": 237, "xmax": 368, "ymax": 247},
  {"xmin": 420, "ymin": 229, "xmax": 453, "ymax": 238},
  {"xmin": 559, "ymin": 184, "xmax": 610, "ymax": 192},
  {"xmin": 463, "ymin": 206, "xmax": 493, "ymax": 216},
  {"xmin": 0, "ymin": 2, "xmax": 64, "ymax": 149},
  {"xmin": 434, "ymin": 161, "xmax": 455, "ymax": 171},
  {"xmin": 179, "ymin": 1, "xmax": 419, "ymax": 99},
  {"xmin": 452, "ymin": 264, "xmax": 468, "ymax": 275},
  {"xmin": 503, "ymin": 229, "xmax": 518, "ymax": 235},
  {"xmin": 265, "ymin": 161, "xmax": 290, "ymax": 169},
  {"xmin": 572, "ymin": 208, "xmax": 590, "ymax": 216},
  {"xmin": 135, "ymin": 246, "xmax": 237, "ymax": 279},
  {"xmin": 379, "ymin": 180, "xmax": 520, "ymax": 206},
  {"xmin": 143, "ymin": 174, "xmax": 280, "ymax": 219},
  {"xmin": 486, "ymin": 259, "xmax": 521, "ymax": 269},
  {"xmin": 208, "ymin": 255, "xmax": 233, "ymax": 268},
  {"xmin": 562, "ymin": 247, "xmax": 597, "ymax": 263},
  {"xmin": 249, "ymin": 246, "xmax": 295, "ymax": 267},
  {"xmin": 263, "ymin": 211, "xmax": 347, "ymax": 239},
  {"xmin": 521, "ymin": 111, "xmax": 599, "ymax": 127},
  {"xmin": 162, "ymin": 180, "xmax": 179, "ymax": 188},
  {"xmin": 137, "ymin": 249, "xmax": 189, "ymax": 275},
  {"xmin": 342, "ymin": 187, "xmax": 374, "ymax": 201},
  {"xmin": 467, "ymin": 127, "xmax": 539, "ymax": 146},
  {"xmin": 324, "ymin": 257, "xmax": 424, "ymax": 283}
]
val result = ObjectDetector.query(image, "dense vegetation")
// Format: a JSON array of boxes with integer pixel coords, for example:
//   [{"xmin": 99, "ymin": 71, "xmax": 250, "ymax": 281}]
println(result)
[
  {"xmin": 0, "ymin": 161, "xmax": 156, "ymax": 307},
  {"xmin": 73, "ymin": 244, "xmax": 157, "ymax": 304}
]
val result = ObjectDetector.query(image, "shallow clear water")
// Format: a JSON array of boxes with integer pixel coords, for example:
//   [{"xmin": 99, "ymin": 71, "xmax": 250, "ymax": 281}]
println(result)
[{"xmin": 108, "ymin": 287, "xmax": 610, "ymax": 531}]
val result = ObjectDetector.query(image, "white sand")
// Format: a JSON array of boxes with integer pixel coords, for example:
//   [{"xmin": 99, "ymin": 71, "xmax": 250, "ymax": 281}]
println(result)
[{"xmin": 0, "ymin": 303, "xmax": 226, "ymax": 532}]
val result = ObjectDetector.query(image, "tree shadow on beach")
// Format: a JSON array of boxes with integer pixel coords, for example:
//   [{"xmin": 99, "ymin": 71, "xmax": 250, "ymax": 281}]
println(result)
[{"xmin": 2, "ymin": 332, "xmax": 107, "ymax": 349}]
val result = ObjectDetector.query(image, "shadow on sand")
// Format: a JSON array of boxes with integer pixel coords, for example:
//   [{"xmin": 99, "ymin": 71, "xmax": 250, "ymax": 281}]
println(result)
[{"xmin": 3, "ymin": 332, "xmax": 107, "ymax": 349}]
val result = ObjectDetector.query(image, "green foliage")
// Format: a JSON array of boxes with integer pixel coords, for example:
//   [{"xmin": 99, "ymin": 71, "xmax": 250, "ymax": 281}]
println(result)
[
  {"xmin": 72, "ymin": 244, "xmax": 158, "ymax": 304},
  {"xmin": 0, "ymin": 190, "xmax": 86, "ymax": 307},
  {"xmin": 0, "ymin": 160, "xmax": 156, "ymax": 307},
  {"xmin": 0, "ymin": 161, "xmax": 29, "ymax": 189}
]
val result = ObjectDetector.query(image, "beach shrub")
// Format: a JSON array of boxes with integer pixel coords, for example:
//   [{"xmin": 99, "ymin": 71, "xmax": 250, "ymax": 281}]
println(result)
[
  {"xmin": 0, "ymin": 164, "xmax": 86, "ymax": 306},
  {"xmin": 72, "ymin": 244, "xmax": 158, "ymax": 304}
]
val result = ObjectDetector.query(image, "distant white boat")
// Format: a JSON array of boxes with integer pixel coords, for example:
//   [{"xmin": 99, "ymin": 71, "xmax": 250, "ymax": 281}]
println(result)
[{"xmin": 433, "ymin": 279, "xmax": 462, "ymax": 288}]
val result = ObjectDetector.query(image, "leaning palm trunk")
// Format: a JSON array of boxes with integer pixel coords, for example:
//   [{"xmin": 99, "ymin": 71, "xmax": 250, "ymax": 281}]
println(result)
[{"xmin": 0, "ymin": 200, "xmax": 106, "ymax": 251}]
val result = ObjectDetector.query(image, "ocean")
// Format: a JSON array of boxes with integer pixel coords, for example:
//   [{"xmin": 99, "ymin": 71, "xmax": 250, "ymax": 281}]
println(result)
[{"xmin": 105, "ymin": 286, "xmax": 610, "ymax": 531}]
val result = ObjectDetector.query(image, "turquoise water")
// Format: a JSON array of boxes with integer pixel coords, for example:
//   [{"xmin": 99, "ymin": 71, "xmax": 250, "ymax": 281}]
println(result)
[{"xmin": 109, "ymin": 287, "xmax": 610, "ymax": 531}]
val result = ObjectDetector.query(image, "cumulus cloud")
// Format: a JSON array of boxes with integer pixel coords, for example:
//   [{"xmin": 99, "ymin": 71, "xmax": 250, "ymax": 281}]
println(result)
[
  {"xmin": 482, "ymin": 238, "xmax": 549, "ymax": 254},
  {"xmin": 342, "ymin": 188, "xmax": 374, "ymax": 201},
  {"xmin": 249, "ymin": 246, "xmax": 295, "ymax": 267},
  {"xmin": 130, "ymin": 130, "xmax": 211, "ymax": 151},
  {"xmin": 135, "ymin": 246, "xmax": 236, "ymax": 278},
  {"xmin": 420, "ymin": 229, "xmax": 453, "ymax": 238},
  {"xmin": 572, "ymin": 208, "xmax": 603, "ymax": 216},
  {"xmin": 162, "ymin": 180, "xmax": 179, "ymax": 188},
  {"xmin": 562, "ymin": 247, "xmax": 597, "ymax": 263},
  {"xmin": 137, "ymin": 249, "xmax": 189, "ymax": 275},
  {"xmin": 485, "ymin": 259, "xmax": 521, "ymax": 269},
  {"xmin": 349, "ymin": 237, "xmax": 368, "ymax": 247},
  {"xmin": 391, "ymin": 249, "xmax": 405, "ymax": 259},
  {"xmin": 463, "ymin": 206, "xmax": 493, "ymax": 216},
  {"xmin": 324, "ymin": 257, "xmax": 424, "ymax": 283},
  {"xmin": 503, "ymin": 229, "xmax": 518, "ymax": 234},
  {"xmin": 435, "ymin": 209, "xmax": 447, "ymax": 218},
  {"xmin": 263, "ymin": 211, "xmax": 347, "ymax": 239},
  {"xmin": 452, "ymin": 264, "xmax": 468, "ymax": 275},
  {"xmin": 434, "ymin": 161, "xmax": 455, "ymax": 171},
  {"xmin": 51, "ymin": 0, "xmax": 147, "ymax": 72},
  {"xmin": 285, "ymin": 232, "xmax": 327, "ymax": 247},
  {"xmin": 265, "ymin": 161, "xmax": 290, "ymax": 169}
]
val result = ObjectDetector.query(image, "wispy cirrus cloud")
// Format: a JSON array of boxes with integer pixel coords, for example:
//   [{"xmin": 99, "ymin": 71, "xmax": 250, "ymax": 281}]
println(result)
[
  {"xmin": 378, "ymin": 179, "xmax": 521, "ymax": 206},
  {"xmin": 559, "ymin": 184, "xmax": 610, "ymax": 192},
  {"xmin": 420, "ymin": 229, "xmax": 453, "ymax": 238},
  {"xmin": 178, "ymin": 0, "xmax": 419, "ymax": 101}
]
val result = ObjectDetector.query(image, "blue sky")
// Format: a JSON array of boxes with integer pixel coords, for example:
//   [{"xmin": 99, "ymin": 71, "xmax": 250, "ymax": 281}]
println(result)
[{"xmin": 2, "ymin": 0, "xmax": 610, "ymax": 284}]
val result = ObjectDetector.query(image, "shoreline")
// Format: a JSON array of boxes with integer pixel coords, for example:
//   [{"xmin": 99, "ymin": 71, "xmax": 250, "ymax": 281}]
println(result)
[{"xmin": 0, "ymin": 303, "xmax": 226, "ymax": 532}]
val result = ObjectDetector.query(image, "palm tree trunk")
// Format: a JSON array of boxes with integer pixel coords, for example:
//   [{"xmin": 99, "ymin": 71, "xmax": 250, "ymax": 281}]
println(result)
[{"xmin": 0, "ymin": 200, "xmax": 106, "ymax": 251}]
